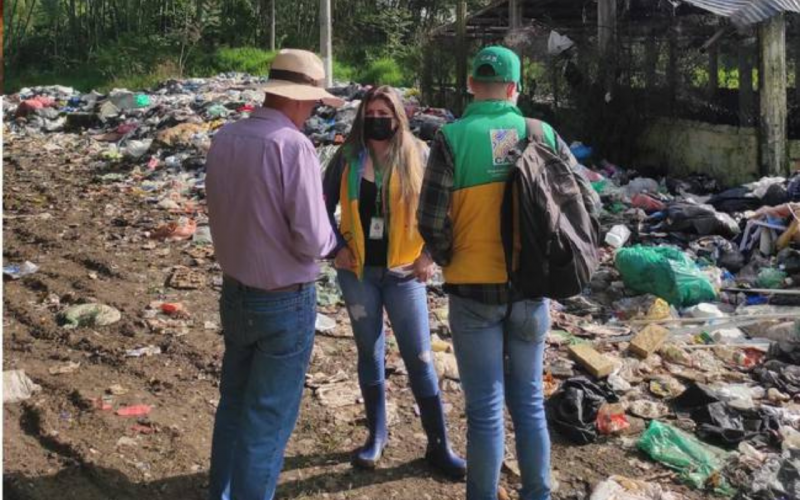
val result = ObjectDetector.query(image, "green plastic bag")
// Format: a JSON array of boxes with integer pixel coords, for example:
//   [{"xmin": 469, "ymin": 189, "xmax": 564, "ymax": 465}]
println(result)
[
  {"xmin": 638, "ymin": 421, "xmax": 731, "ymax": 492},
  {"xmin": 615, "ymin": 245, "xmax": 717, "ymax": 307},
  {"xmin": 756, "ymin": 267, "xmax": 787, "ymax": 289},
  {"xmin": 135, "ymin": 94, "xmax": 151, "ymax": 108}
]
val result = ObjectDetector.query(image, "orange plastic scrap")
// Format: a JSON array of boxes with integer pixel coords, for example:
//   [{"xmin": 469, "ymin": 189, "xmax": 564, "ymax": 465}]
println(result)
[
  {"xmin": 116, "ymin": 405, "xmax": 152, "ymax": 417},
  {"xmin": 151, "ymin": 218, "xmax": 197, "ymax": 241}
]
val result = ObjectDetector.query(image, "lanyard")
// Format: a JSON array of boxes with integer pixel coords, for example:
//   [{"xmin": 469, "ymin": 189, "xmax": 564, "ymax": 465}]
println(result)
[{"xmin": 369, "ymin": 149, "xmax": 385, "ymax": 215}]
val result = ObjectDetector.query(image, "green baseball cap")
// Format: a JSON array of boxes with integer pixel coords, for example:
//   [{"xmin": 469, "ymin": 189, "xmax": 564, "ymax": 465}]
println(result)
[{"xmin": 471, "ymin": 46, "xmax": 521, "ymax": 90}]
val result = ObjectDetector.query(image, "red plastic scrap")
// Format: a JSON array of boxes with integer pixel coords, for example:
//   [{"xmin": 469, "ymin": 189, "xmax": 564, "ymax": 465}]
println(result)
[
  {"xmin": 116, "ymin": 405, "xmax": 152, "ymax": 417},
  {"xmin": 631, "ymin": 194, "xmax": 666, "ymax": 213},
  {"xmin": 131, "ymin": 423, "xmax": 156, "ymax": 434}
]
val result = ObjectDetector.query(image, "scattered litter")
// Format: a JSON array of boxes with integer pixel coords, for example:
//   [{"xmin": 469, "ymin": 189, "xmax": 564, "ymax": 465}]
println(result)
[
  {"xmin": 116, "ymin": 404, "xmax": 152, "ymax": 417},
  {"xmin": 590, "ymin": 475, "xmax": 685, "ymax": 500},
  {"xmin": 315, "ymin": 313, "xmax": 336, "ymax": 333},
  {"xmin": 125, "ymin": 345, "xmax": 162, "ymax": 358},
  {"xmin": 48, "ymin": 361, "xmax": 81, "ymax": 375},
  {"xmin": 3, "ymin": 261, "xmax": 40, "ymax": 279},
  {"xmin": 637, "ymin": 420, "xmax": 730, "ymax": 491},
  {"xmin": 107, "ymin": 384, "xmax": 128, "ymax": 396},
  {"xmin": 547, "ymin": 377, "xmax": 618, "ymax": 444},
  {"xmin": 58, "ymin": 303, "xmax": 121, "ymax": 329},
  {"xmin": 3, "ymin": 370, "xmax": 42, "ymax": 403}
]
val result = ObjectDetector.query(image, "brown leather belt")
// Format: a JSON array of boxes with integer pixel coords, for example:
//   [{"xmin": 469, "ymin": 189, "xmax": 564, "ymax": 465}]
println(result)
[{"xmin": 223, "ymin": 275, "xmax": 311, "ymax": 294}]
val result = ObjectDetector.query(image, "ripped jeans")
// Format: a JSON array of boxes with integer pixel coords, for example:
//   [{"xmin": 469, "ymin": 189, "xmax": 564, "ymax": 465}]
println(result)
[{"xmin": 337, "ymin": 267, "xmax": 439, "ymax": 398}]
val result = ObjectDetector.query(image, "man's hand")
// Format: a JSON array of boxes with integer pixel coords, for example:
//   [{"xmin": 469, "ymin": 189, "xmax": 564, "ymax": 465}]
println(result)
[
  {"xmin": 412, "ymin": 251, "xmax": 435, "ymax": 283},
  {"xmin": 333, "ymin": 247, "xmax": 356, "ymax": 270}
]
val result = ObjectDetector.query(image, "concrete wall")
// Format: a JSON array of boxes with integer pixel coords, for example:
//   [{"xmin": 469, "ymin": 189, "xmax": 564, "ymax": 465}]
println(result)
[{"xmin": 636, "ymin": 118, "xmax": 800, "ymax": 186}]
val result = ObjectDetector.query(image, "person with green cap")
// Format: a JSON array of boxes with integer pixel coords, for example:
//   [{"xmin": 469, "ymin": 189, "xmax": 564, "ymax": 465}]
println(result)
[{"xmin": 417, "ymin": 45, "xmax": 569, "ymax": 500}]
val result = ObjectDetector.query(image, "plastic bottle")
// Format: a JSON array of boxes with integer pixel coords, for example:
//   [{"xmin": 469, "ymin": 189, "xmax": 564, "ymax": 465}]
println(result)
[{"xmin": 605, "ymin": 225, "xmax": 631, "ymax": 249}]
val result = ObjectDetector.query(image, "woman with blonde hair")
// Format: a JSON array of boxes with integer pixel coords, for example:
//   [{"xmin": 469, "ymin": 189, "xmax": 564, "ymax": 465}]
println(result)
[{"xmin": 323, "ymin": 86, "xmax": 465, "ymax": 478}]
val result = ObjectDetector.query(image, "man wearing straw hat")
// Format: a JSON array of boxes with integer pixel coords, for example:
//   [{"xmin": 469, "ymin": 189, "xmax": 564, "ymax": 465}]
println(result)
[{"xmin": 206, "ymin": 49, "xmax": 343, "ymax": 500}]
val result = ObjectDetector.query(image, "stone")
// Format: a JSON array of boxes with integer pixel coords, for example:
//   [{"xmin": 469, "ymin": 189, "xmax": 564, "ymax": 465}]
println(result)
[
  {"xmin": 629, "ymin": 324, "xmax": 670, "ymax": 359},
  {"xmin": 568, "ymin": 343, "xmax": 614, "ymax": 378},
  {"xmin": 434, "ymin": 351, "xmax": 460, "ymax": 381}
]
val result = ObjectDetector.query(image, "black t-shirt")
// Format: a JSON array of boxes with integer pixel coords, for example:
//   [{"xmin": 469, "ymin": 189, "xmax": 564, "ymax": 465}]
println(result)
[{"xmin": 358, "ymin": 178, "xmax": 388, "ymax": 267}]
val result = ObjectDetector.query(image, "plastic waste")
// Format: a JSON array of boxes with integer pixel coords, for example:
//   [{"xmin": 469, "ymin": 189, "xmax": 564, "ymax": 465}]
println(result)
[
  {"xmin": 605, "ymin": 225, "xmax": 632, "ymax": 249},
  {"xmin": 615, "ymin": 246, "xmax": 717, "ymax": 307},
  {"xmin": 192, "ymin": 225, "xmax": 213, "ymax": 245},
  {"xmin": 3, "ymin": 261, "xmax": 40, "ymax": 279},
  {"xmin": 756, "ymin": 267, "xmax": 787, "ymax": 289},
  {"xmin": 315, "ymin": 313, "xmax": 336, "ymax": 333},
  {"xmin": 3, "ymin": 370, "xmax": 42, "ymax": 403},
  {"xmin": 134, "ymin": 94, "xmax": 151, "ymax": 108},
  {"xmin": 637, "ymin": 420, "xmax": 730, "ymax": 491},
  {"xmin": 126, "ymin": 345, "xmax": 162, "ymax": 357},
  {"xmin": 116, "ymin": 404, "xmax": 152, "ymax": 417},
  {"xmin": 123, "ymin": 139, "xmax": 152, "ymax": 158},
  {"xmin": 596, "ymin": 404, "xmax": 630, "ymax": 435},
  {"xmin": 684, "ymin": 303, "xmax": 725, "ymax": 319},
  {"xmin": 663, "ymin": 202, "xmax": 740, "ymax": 238},
  {"xmin": 58, "ymin": 303, "xmax": 121, "ymax": 329},
  {"xmin": 589, "ymin": 475, "xmax": 683, "ymax": 500},
  {"xmin": 746, "ymin": 449, "xmax": 800, "ymax": 499},
  {"xmin": 630, "ymin": 193, "xmax": 666, "ymax": 213},
  {"xmin": 628, "ymin": 400, "xmax": 669, "ymax": 420},
  {"xmin": 625, "ymin": 177, "xmax": 659, "ymax": 199},
  {"xmin": 546, "ymin": 377, "xmax": 618, "ymax": 445}
]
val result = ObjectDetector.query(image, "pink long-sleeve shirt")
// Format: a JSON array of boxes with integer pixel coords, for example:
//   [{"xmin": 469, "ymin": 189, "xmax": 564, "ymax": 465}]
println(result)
[{"xmin": 206, "ymin": 107, "xmax": 336, "ymax": 290}]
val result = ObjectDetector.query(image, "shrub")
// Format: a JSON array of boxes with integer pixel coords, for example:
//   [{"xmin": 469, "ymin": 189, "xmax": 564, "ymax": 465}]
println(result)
[
  {"xmin": 358, "ymin": 57, "xmax": 407, "ymax": 87},
  {"xmin": 212, "ymin": 47, "xmax": 277, "ymax": 75}
]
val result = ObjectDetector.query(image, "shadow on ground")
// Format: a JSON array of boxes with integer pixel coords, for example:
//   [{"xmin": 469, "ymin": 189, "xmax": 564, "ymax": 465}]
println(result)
[{"xmin": 4, "ymin": 450, "xmax": 462, "ymax": 500}]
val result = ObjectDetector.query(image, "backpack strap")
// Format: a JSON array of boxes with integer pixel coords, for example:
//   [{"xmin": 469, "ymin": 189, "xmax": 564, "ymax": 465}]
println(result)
[{"xmin": 524, "ymin": 118, "xmax": 558, "ymax": 155}]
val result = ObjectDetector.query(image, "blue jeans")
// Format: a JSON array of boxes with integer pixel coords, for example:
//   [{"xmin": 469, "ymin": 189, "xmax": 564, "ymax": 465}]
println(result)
[
  {"xmin": 449, "ymin": 295, "xmax": 551, "ymax": 500},
  {"xmin": 209, "ymin": 278, "xmax": 316, "ymax": 500},
  {"xmin": 337, "ymin": 267, "xmax": 439, "ymax": 398}
]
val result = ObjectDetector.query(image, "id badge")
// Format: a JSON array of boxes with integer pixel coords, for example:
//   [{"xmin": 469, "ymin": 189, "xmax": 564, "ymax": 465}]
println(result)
[{"xmin": 369, "ymin": 217, "xmax": 385, "ymax": 240}]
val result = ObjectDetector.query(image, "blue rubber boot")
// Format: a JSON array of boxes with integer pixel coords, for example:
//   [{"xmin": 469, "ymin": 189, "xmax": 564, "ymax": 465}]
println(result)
[
  {"xmin": 417, "ymin": 393, "xmax": 467, "ymax": 479},
  {"xmin": 353, "ymin": 383, "xmax": 388, "ymax": 469}
]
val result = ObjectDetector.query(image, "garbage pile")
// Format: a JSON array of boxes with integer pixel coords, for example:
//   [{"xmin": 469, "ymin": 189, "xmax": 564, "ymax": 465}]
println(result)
[
  {"xmin": 5, "ymin": 78, "xmax": 800, "ymax": 498},
  {"xmin": 550, "ymin": 146, "xmax": 800, "ymax": 499}
]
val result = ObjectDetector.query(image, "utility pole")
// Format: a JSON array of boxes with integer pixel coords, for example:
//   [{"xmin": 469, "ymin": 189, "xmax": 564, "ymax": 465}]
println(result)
[
  {"xmin": 270, "ymin": 0, "xmax": 276, "ymax": 52},
  {"xmin": 320, "ymin": 0, "xmax": 333, "ymax": 87}
]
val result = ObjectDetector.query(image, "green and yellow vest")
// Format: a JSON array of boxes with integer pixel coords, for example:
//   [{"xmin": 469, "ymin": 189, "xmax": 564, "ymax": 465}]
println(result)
[
  {"xmin": 338, "ymin": 149, "xmax": 424, "ymax": 279},
  {"xmin": 441, "ymin": 100, "xmax": 556, "ymax": 285}
]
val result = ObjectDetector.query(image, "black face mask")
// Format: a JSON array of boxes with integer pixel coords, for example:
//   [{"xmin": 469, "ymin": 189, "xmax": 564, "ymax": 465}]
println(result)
[{"xmin": 364, "ymin": 117, "xmax": 397, "ymax": 141}]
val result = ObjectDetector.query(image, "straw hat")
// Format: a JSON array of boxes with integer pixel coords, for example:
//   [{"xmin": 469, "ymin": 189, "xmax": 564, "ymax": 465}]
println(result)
[{"xmin": 263, "ymin": 49, "xmax": 344, "ymax": 108}]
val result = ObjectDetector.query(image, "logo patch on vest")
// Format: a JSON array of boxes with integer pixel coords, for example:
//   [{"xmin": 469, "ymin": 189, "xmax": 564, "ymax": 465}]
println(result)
[{"xmin": 489, "ymin": 128, "xmax": 519, "ymax": 166}]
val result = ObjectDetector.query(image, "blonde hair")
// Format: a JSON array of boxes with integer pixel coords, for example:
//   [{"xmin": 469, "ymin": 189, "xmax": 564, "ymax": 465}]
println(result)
[{"xmin": 343, "ymin": 86, "xmax": 425, "ymax": 234}]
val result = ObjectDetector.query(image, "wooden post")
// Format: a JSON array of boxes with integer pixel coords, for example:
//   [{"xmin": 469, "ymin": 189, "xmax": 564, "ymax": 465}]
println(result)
[
  {"xmin": 598, "ymin": 0, "xmax": 617, "ymax": 94},
  {"xmin": 668, "ymin": 27, "xmax": 678, "ymax": 116},
  {"xmin": 795, "ymin": 37, "xmax": 800, "ymax": 107},
  {"xmin": 708, "ymin": 44, "xmax": 719, "ymax": 97},
  {"xmin": 270, "ymin": 0, "xmax": 276, "ymax": 52},
  {"xmin": 758, "ymin": 13, "xmax": 788, "ymax": 176},
  {"xmin": 509, "ymin": 0, "xmax": 521, "ymax": 29},
  {"xmin": 320, "ymin": 0, "xmax": 333, "ymax": 87},
  {"xmin": 422, "ymin": 42, "xmax": 434, "ymax": 105},
  {"xmin": 738, "ymin": 42, "xmax": 755, "ymax": 127},
  {"xmin": 645, "ymin": 35, "xmax": 657, "ymax": 91},
  {"xmin": 456, "ymin": 0, "xmax": 467, "ymax": 114}
]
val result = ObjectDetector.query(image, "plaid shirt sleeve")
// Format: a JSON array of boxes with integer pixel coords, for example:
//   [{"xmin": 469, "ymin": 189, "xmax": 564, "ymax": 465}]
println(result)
[{"xmin": 417, "ymin": 130, "xmax": 455, "ymax": 267}]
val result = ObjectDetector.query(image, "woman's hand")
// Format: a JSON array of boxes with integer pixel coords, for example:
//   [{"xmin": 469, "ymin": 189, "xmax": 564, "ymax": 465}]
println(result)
[
  {"xmin": 333, "ymin": 247, "xmax": 356, "ymax": 270},
  {"xmin": 412, "ymin": 252, "xmax": 435, "ymax": 283}
]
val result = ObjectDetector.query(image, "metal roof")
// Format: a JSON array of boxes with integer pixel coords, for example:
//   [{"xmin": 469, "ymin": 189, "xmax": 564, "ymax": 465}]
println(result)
[{"xmin": 681, "ymin": 0, "xmax": 800, "ymax": 26}]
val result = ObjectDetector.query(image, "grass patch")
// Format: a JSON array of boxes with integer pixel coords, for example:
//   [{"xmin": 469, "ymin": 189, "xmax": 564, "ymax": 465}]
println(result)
[
  {"xmin": 212, "ymin": 47, "xmax": 277, "ymax": 75},
  {"xmin": 358, "ymin": 57, "xmax": 407, "ymax": 87}
]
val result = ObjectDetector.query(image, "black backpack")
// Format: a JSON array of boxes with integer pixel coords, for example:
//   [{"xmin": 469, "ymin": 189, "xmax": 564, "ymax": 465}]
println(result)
[{"xmin": 501, "ymin": 119, "xmax": 600, "ymax": 300}]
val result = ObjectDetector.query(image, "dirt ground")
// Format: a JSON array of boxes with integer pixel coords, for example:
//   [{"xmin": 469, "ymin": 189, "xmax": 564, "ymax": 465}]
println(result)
[{"xmin": 2, "ymin": 133, "xmax": 708, "ymax": 500}]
